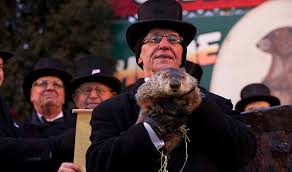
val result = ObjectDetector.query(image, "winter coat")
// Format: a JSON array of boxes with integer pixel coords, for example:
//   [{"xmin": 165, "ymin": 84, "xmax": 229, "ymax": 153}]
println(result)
[
  {"xmin": 0, "ymin": 93, "xmax": 17, "ymax": 137},
  {"xmin": 17, "ymin": 110, "xmax": 75, "ymax": 138},
  {"xmin": 13, "ymin": 110, "xmax": 76, "ymax": 172},
  {"xmin": 0, "ymin": 91, "xmax": 75, "ymax": 172}
]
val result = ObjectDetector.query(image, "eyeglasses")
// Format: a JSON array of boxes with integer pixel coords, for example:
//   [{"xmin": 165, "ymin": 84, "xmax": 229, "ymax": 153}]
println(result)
[
  {"xmin": 76, "ymin": 87, "xmax": 112, "ymax": 96},
  {"xmin": 143, "ymin": 34, "xmax": 183, "ymax": 44},
  {"xmin": 33, "ymin": 80, "xmax": 64, "ymax": 89}
]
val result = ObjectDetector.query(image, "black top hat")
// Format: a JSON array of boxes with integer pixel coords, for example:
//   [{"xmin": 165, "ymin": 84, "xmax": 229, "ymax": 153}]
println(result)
[
  {"xmin": 71, "ymin": 56, "xmax": 121, "ymax": 95},
  {"xmin": 235, "ymin": 83, "xmax": 280, "ymax": 112},
  {"xmin": 0, "ymin": 50, "xmax": 14, "ymax": 62},
  {"xmin": 22, "ymin": 57, "xmax": 72, "ymax": 103},
  {"xmin": 126, "ymin": 0, "xmax": 197, "ymax": 67},
  {"xmin": 185, "ymin": 61, "xmax": 203, "ymax": 83}
]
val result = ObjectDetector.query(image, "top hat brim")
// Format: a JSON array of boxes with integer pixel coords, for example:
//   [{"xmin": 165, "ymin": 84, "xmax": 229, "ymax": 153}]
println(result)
[
  {"xmin": 71, "ymin": 75, "xmax": 122, "ymax": 95},
  {"xmin": 0, "ymin": 51, "xmax": 14, "ymax": 62},
  {"xmin": 23, "ymin": 68, "xmax": 72, "ymax": 103},
  {"xmin": 235, "ymin": 95, "xmax": 281, "ymax": 112},
  {"xmin": 126, "ymin": 19, "xmax": 197, "ymax": 51}
]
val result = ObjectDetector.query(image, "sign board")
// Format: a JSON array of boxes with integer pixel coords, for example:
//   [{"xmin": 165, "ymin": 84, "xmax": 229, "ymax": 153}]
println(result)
[{"xmin": 73, "ymin": 109, "xmax": 93, "ymax": 172}]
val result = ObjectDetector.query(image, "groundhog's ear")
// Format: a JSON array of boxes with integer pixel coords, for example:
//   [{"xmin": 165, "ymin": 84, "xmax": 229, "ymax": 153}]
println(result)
[{"xmin": 179, "ymin": 67, "xmax": 186, "ymax": 73}]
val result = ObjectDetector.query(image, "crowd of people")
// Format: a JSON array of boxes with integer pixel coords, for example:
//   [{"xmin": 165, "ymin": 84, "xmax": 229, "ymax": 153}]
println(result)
[
  {"xmin": 0, "ymin": 52, "xmax": 122, "ymax": 171},
  {"xmin": 0, "ymin": 0, "xmax": 283, "ymax": 172}
]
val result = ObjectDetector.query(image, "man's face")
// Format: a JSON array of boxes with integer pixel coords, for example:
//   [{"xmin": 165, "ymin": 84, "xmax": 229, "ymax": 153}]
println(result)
[
  {"xmin": 30, "ymin": 76, "xmax": 65, "ymax": 112},
  {"xmin": 244, "ymin": 101, "xmax": 271, "ymax": 112},
  {"xmin": 138, "ymin": 28, "xmax": 183, "ymax": 77},
  {"xmin": 73, "ymin": 82, "xmax": 116, "ymax": 109},
  {"xmin": 0, "ymin": 58, "xmax": 4, "ymax": 86}
]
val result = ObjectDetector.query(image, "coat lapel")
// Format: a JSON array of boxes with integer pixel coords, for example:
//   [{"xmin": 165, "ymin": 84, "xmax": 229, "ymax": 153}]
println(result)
[{"xmin": 127, "ymin": 78, "xmax": 145, "ymax": 116}]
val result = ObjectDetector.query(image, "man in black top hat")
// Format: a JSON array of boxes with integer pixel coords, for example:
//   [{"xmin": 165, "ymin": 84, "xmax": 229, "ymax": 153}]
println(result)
[
  {"xmin": 0, "ymin": 50, "xmax": 16, "ymax": 136},
  {"xmin": 19, "ymin": 57, "xmax": 74, "ymax": 134},
  {"xmin": 86, "ymin": 0, "xmax": 256, "ymax": 172},
  {"xmin": 0, "ymin": 53, "xmax": 74, "ymax": 172},
  {"xmin": 58, "ymin": 56, "xmax": 122, "ymax": 172},
  {"xmin": 14, "ymin": 57, "xmax": 75, "ymax": 171},
  {"xmin": 235, "ymin": 83, "xmax": 281, "ymax": 112},
  {"xmin": 71, "ymin": 56, "xmax": 121, "ymax": 109},
  {"xmin": 0, "ymin": 51, "xmax": 13, "ymax": 86}
]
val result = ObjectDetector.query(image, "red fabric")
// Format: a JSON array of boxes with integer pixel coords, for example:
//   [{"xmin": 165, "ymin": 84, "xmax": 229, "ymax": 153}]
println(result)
[
  {"xmin": 110, "ymin": 0, "xmax": 267, "ymax": 17},
  {"xmin": 182, "ymin": 0, "xmax": 267, "ymax": 11},
  {"xmin": 109, "ymin": 0, "xmax": 138, "ymax": 17}
]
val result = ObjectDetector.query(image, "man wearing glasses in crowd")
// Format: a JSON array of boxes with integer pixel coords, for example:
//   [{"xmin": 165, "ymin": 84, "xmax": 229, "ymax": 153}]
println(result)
[
  {"xmin": 0, "ymin": 56, "xmax": 120, "ymax": 172},
  {"xmin": 71, "ymin": 56, "xmax": 121, "ymax": 110},
  {"xmin": 13, "ymin": 57, "xmax": 75, "ymax": 171},
  {"xmin": 86, "ymin": 0, "xmax": 256, "ymax": 172},
  {"xmin": 0, "ymin": 50, "xmax": 16, "ymax": 136},
  {"xmin": 19, "ymin": 57, "xmax": 74, "ymax": 134},
  {"xmin": 0, "ymin": 55, "xmax": 75, "ymax": 172},
  {"xmin": 58, "ymin": 56, "xmax": 121, "ymax": 172}
]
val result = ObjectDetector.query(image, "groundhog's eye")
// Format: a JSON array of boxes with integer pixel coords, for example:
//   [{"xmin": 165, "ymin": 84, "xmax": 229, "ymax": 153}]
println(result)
[{"xmin": 163, "ymin": 75, "xmax": 168, "ymax": 79}]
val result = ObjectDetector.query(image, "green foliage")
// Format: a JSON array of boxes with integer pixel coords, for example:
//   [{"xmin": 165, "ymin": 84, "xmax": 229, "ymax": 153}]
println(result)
[{"xmin": 0, "ymin": 0, "xmax": 113, "ymax": 120}]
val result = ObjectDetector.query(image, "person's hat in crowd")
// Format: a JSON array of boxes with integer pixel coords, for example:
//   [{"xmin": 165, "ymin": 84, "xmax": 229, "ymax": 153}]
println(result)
[
  {"xmin": 0, "ymin": 50, "xmax": 14, "ymax": 62},
  {"xmin": 22, "ymin": 57, "xmax": 72, "ymax": 103},
  {"xmin": 71, "ymin": 56, "xmax": 122, "ymax": 95},
  {"xmin": 235, "ymin": 83, "xmax": 281, "ymax": 112},
  {"xmin": 185, "ymin": 61, "xmax": 203, "ymax": 83},
  {"xmin": 126, "ymin": 0, "xmax": 197, "ymax": 68}
]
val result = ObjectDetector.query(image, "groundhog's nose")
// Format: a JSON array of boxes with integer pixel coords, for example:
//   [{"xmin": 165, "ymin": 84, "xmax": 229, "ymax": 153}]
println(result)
[{"xmin": 169, "ymin": 80, "xmax": 180, "ymax": 90}]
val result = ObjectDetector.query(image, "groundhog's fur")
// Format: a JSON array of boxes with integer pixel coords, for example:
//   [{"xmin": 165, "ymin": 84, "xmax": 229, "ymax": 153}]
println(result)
[{"xmin": 135, "ymin": 67, "xmax": 202, "ymax": 153}]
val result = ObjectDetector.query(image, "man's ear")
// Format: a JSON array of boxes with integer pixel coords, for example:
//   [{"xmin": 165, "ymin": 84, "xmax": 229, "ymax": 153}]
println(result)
[
  {"xmin": 72, "ymin": 94, "xmax": 77, "ymax": 104},
  {"xmin": 30, "ymin": 91, "xmax": 35, "ymax": 103},
  {"xmin": 112, "ymin": 91, "xmax": 117, "ymax": 96},
  {"xmin": 137, "ymin": 57, "xmax": 143, "ymax": 65}
]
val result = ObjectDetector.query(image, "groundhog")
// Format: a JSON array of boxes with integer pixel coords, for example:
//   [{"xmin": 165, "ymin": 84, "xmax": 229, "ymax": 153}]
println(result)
[
  {"xmin": 257, "ymin": 26, "xmax": 292, "ymax": 104},
  {"xmin": 135, "ymin": 67, "xmax": 202, "ymax": 153}
]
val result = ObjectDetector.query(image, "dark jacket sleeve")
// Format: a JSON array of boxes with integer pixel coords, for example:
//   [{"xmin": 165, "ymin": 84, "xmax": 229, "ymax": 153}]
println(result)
[
  {"xmin": 0, "ymin": 137, "xmax": 52, "ymax": 161},
  {"xmin": 0, "ymin": 93, "xmax": 17, "ymax": 137},
  {"xmin": 190, "ymin": 93, "xmax": 257, "ymax": 171},
  {"xmin": 0, "ymin": 128, "xmax": 75, "ymax": 162},
  {"xmin": 86, "ymin": 95, "xmax": 161, "ymax": 172}
]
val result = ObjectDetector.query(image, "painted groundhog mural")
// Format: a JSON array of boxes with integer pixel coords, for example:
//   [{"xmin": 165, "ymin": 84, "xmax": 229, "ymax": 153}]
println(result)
[{"xmin": 257, "ymin": 26, "xmax": 292, "ymax": 105}]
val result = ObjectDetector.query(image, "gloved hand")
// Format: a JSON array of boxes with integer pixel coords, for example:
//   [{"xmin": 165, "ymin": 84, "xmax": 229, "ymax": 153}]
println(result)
[
  {"xmin": 49, "ymin": 128, "xmax": 76, "ymax": 161},
  {"xmin": 144, "ymin": 98, "xmax": 189, "ymax": 140}
]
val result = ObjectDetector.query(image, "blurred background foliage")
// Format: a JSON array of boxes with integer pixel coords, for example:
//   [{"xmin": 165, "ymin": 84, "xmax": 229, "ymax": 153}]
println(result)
[{"xmin": 0, "ymin": 0, "xmax": 114, "ymax": 121}]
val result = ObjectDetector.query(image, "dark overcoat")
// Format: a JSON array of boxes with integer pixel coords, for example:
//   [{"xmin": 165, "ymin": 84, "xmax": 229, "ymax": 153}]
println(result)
[
  {"xmin": 17, "ymin": 110, "xmax": 75, "ymax": 137},
  {"xmin": 0, "ymin": 92, "xmax": 17, "ymax": 137},
  {"xmin": 86, "ymin": 78, "xmax": 256, "ymax": 172},
  {"xmin": 0, "ymin": 91, "xmax": 75, "ymax": 172},
  {"xmin": 14, "ymin": 110, "xmax": 76, "ymax": 172},
  {"xmin": 0, "ymin": 93, "xmax": 56, "ymax": 172}
]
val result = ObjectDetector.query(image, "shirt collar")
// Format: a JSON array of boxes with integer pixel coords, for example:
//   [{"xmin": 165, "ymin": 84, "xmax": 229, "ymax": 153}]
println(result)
[{"xmin": 37, "ymin": 111, "xmax": 64, "ymax": 123}]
